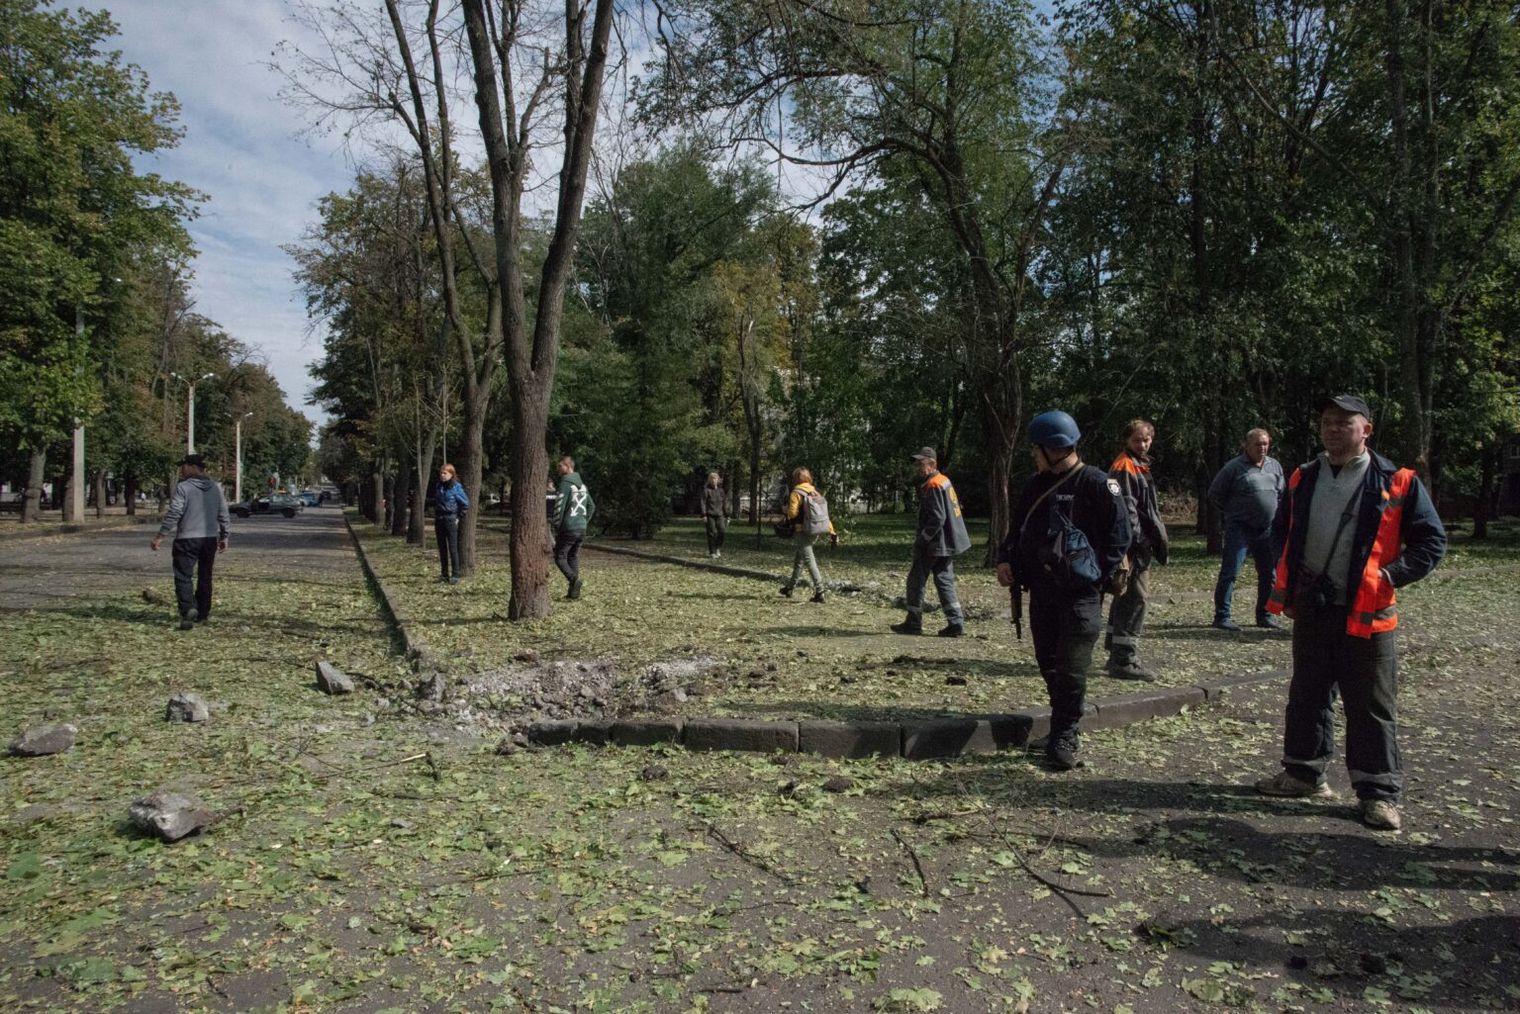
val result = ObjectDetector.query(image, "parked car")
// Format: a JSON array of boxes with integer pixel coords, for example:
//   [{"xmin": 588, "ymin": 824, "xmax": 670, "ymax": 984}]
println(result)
[
  {"xmin": 231, "ymin": 494, "xmax": 304, "ymax": 519},
  {"xmin": 297, "ymin": 489, "xmax": 320, "ymax": 507}
]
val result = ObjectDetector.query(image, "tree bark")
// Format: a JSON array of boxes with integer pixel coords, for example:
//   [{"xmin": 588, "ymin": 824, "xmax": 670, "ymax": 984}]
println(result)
[
  {"xmin": 390, "ymin": 460, "xmax": 412, "ymax": 536},
  {"xmin": 22, "ymin": 447, "xmax": 45, "ymax": 523},
  {"xmin": 94, "ymin": 468, "xmax": 106, "ymax": 519},
  {"xmin": 124, "ymin": 474, "xmax": 138, "ymax": 516},
  {"xmin": 1473, "ymin": 441, "xmax": 1495, "ymax": 540},
  {"xmin": 506, "ymin": 386, "xmax": 552, "ymax": 618}
]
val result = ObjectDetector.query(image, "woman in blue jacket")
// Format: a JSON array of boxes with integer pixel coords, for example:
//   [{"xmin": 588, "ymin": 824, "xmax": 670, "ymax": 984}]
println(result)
[{"xmin": 435, "ymin": 463, "xmax": 470, "ymax": 583}]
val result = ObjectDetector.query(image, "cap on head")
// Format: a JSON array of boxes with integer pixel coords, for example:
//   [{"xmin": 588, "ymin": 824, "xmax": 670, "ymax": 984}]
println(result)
[
  {"xmin": 1028, "ymin": 411, "xmax": 1081, "ymax": 449},
  {"xmin": 910, "ymin": 447, "xmax": 937, "ymax": 462},
  {"xmin": 180, "ymin": 453, "xmax": 207, "ymax": 469},
  {"xmin": 1318, "ymin": 393, "xmax": 1371, "ymax": 418}
]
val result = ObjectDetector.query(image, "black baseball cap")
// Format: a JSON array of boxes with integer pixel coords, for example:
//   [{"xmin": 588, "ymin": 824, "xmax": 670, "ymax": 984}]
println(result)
[
  {"xmin": 1317, "ymin": 394, "xmax": 1371, "ymax": 418},
  {"xmin": 180, "ymin": 453, "xmax": 207, "ymax": 468},
  {"xmin": 910, "ymin": 446, "xmax": 937, "ymax": 461}
]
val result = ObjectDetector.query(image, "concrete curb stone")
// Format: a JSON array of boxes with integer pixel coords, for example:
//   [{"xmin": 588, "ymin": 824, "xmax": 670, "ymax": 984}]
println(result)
[
  {"xmin": 684, "ymin": 718, "xmax": 799, "ymax": 753},
  {"xmin": 610, "ymin": 718, "xmax": 684, "ymax": 746},
  {"xmin": 344, "ymin": 514, "xmax": 431, "ymax": 666},
  {"xmin": 798, "ymin": 720, "xmax": 901, "ymax": 758}
]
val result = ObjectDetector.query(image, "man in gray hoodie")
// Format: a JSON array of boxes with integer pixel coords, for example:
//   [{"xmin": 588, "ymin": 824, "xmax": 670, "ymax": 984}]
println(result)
[{"xmin": 151, "ymin": 454, "xmax": 230, "ymax": 630}]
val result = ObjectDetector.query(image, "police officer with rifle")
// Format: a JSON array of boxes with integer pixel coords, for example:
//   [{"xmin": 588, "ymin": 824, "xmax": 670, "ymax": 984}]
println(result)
[{"xmin": 997, "ymin": 411, "xmax": 1132, "ymax": 771}]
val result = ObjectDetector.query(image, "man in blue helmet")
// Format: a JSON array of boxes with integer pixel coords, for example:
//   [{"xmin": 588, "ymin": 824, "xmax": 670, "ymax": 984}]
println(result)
[{"xmin": 996, "ymin": 411, "xmax": 1132, "ymax": 770}]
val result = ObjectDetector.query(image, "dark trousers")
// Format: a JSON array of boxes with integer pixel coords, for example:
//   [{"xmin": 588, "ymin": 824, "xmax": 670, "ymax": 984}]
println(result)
[
  {"xmin": 171, "ymin": 537, "xmax": 218, "ymax": 620},
  {"xmin": 705, "ymin": 514, "xmax": 727, "ymax": 554},
  {"xmin": 435, "ymin": 514, "xmax": 461, "ymax": 578},
  {"xmin": 1029, "ymin": 586, "xmax": 1102, "ymax": 743},
  {"xmin": 1105, "ymin": 556, "xmax": 1150, "ymax": 665},
  {"xmin": 1213, "ymin": 522, "xmax": 1275, "ymax": 623},
  {"xmin": 905, "ymin": 551, "xmax": 963, "ymax": 624},
  {"xmin": 1281, "ymin": 602, "xmax": 1402, "ymax": 801},
  {"xmin": 554, "ymin": 531, "xmax": 583, "ymax": 585}
]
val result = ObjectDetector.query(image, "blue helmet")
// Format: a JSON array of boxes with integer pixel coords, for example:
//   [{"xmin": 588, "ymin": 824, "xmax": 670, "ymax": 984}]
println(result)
[{"xmin": 1028, "ymin": 410, "xmax": 1081, "ymax": 448}]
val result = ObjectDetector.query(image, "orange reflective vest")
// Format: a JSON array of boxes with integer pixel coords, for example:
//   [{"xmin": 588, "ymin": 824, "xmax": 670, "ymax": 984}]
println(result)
[{"xmin": 1267, "ymin": 466, "xmax": 1415, "ymax": 637}]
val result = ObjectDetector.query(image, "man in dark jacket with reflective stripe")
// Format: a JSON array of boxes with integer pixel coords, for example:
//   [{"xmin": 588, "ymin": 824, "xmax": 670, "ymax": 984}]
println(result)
[
  {"xmin": 891, "ymin": 447, "xmax": 973, "ymax": 637},
  {"xmin": 1254, "ymin": 395, "xmax": 1445, "ymax": 832}
]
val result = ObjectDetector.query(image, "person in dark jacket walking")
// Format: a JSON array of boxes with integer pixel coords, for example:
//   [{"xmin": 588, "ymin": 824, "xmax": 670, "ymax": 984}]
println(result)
[
  {"xmin": 1105, "ymin": 419, "xmax": 1169, "ymax": 681},
  {"xmin": 552, "ymin": 456, "xmax": 596, "ymax": 600},
  {"xmin": 150, "ymin": 454, "xmax": 230, "ymax": 630},
  {"xmin": 1254, "ymin": 394, "xmax": 1446, "ymax": 832},
  {"xmin": 891, "ymin": 448, "xmax": 973, "ymax": 637},
  {"xmin": 434, "ymin": 463, "xmax": 470, "ymax": 584},
  {"xmin": 997, "ymin": 412, "xmax": 1131, "ymax": 770},
  {"xmin": 702, "ymin": 472, "xmax": 728, "ymax": 558},
  {"xmin": 1208, "ymin": 428, "xmax": 1285, "ymax": 630}
]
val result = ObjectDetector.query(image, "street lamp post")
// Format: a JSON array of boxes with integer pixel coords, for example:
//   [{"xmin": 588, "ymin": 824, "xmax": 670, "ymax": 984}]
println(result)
[
  {"xmin": 234, "ymin": 412, "xmax": 253, "ymax": 503},
  {"xmin": 170, "ymin": 372, "xmax": 215, "ymax": 452}
]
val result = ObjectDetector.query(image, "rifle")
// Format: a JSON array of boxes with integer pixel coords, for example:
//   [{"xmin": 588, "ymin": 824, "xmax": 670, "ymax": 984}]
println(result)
[{"xmin": 1010, "ymin": 580, "xmax": 1023, "ymax": 640}]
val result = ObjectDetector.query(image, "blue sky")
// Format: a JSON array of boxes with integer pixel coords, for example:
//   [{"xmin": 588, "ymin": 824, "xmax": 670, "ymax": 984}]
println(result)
[{"xmin": 108, "ymin": 1, "xmax": 357, "ymax": 420}]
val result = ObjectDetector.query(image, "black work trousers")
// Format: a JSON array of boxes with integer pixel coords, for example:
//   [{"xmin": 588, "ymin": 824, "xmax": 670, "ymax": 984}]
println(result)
[
  {"xmin": 554, "ymin": 531, "xmax": 583, "ymax": 585},
  {"xmin": 171, "ymin": 537, "xmax": 218, "ymax": 620},
  {"xmin": 1281, "ymin": 601, "xmax": 1401, "ymax": 801},
  {"xmin": 435, "ymin": 514, "xmax": 461, "ymax": 578},
  {"xmin": 1028, "ymin": 585, "xmax": 1102, "ymax": 744}
]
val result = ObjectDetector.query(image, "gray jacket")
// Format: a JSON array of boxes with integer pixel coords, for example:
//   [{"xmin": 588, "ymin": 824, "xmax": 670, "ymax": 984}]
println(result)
[
  {"xmin": 700, "ymin": 485, "xmax": 727, "ymax": 517},
  {"xmin": 1208, "ymin": 454, "xmax": 1284, "ymax": 531},
  {"xmin": 159, "ymin": 475, "xmax": 229, "ymax": 541},
  {"xmin": 915, "ymin": 471, "xmax": 973, "ymax": 557}
]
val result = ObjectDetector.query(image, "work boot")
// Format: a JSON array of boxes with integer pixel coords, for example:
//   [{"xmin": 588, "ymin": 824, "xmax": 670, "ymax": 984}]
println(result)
[
  {"xmin": 1360, "ymin": 799, "xmax": 1403, "ymax": 831},
  {"xmin": 890, "ymin": 616, "xmax": 923, "ymax": 635},
  {"xmin": 936, "ymin": 623, "xmax": 964, "ymax": 638},
  {"xmin": 810, "ymin": 591, "xmax": 826, "ymax": 604},
  {"xmin": 778, "ymin": 584, "xmax": 794, "ymax": 597},
  {"xmin": 1106, "ymin": 659, "xmax": 1157, "ymax": 682},
  {"xmin": 179, "ymin": 609, "xmax": 198, "ymax": 632},
  {"xmin": 1044, "ymin": 732, "xmax": 1082, "ymax": 771},
  {"xmin": 1254, "ymin": 769, "xmax": 1334, "ymax": 799},
  {"xmin": 1212, "ymin": 617, "xmax": 1242, "ymax": 632},
  {"xmin": 1255, "ymin": 615, "xmax": 1281, "ymax": 630},
  {"xmin": 567, "ymin": 578, "xmax": 583, "ymax": 601}
]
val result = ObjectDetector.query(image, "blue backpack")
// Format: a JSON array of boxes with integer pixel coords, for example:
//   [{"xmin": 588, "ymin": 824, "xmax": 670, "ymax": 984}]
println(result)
[{"xmin": 1022, "ymin": 468, "xmax": 1102, "ymax": 591}]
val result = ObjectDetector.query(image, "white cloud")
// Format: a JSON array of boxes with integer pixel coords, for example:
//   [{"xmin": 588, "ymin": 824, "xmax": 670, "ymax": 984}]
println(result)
[{"xmin": 107, "ymin": 0, "xmax": 362, "ymax": 422}]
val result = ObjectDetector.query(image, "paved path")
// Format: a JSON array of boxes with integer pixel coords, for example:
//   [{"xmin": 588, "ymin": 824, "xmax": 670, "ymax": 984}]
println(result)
[{"xmin": 0, "ymin": 506, "xmax": 355, "ymax": 615}]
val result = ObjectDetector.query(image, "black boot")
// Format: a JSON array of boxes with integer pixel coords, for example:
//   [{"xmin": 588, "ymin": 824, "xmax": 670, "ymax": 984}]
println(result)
[
  {"xmin": 1044, "ymin": 729, "xmax": 1082, "ymax": 771},
  {"xmin": 567, "ymin": 577, "xmax": 583, "ymax": 601},
  {"xmin": 779, "ymin": 584, "xmax": 794, "ymax": 597},
  {"xmin": 890, "ymin": 615, "xmax": 922, "ymax": 635},
  {"xmin": 936, "ymin": 622, "xmax": 964, "ymax": 638},
  {"xmin": 810, "ymin": 591, "xmax": 826, "ymax": 604}
]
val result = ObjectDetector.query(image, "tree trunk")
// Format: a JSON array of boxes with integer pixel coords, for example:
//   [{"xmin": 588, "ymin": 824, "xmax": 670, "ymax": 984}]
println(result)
[
  {"xmin": 982, "ymin": 410, "xmax": 1018, "ymax": 568},
  {"xmin": 124, "ymin": 474, "xmax": 138, "ymax": 516},
  {"xmin": 390, "ymin": 460, "xmax": 412, "ymax": 536},
  {"xmin": 21, "ymin": 447, "xmax": 45, "ymax": 523},
  {"xmin": 368, "ymin": 469, "xmax": 383, "ymax": 524},
  {"xmin": 409, "ymin": 429, "xmax": 433, "ymax": 545},
  {"xmin": 455, "ymin": 405, "xmax": 487, "ymax": 576},
  {"xmin": 94, "ymin": 469, "xmax": 106, "ymax": 519},
  {"xmin": 506, "ymin": 386, "xmax": 552, "ymax": 619},
  {"xmin": 1473, "ymin": 441, "xmax": 1496, "ymax": 540}
]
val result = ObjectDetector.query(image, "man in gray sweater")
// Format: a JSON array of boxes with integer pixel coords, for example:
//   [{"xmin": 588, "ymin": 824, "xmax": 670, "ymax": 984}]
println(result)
[
  {"xmin": 151, "ymin": 454, "xmax": 230, "ymax": 630},
  {"xmin": 1208, "ymin": 428, "xmax": 1285, "ymax": 631}
]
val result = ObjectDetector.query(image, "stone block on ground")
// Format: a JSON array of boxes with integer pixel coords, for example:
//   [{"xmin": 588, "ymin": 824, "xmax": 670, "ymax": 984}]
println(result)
[
  {"xmin": 683, "ymin": 718, "xmax": 799, "ymax": 754},
  {"xmin": 129, "ymin": 790, "xmax": 213, "ymax": 843},
  {"xmin": 966, "ymin": 713, "xmax": 1036, "ymax": 750},
  {"xmin": 1088, "ymin": 687, "xmax": 1206, "ymax": 730},
  {"xmin": 902, "ymin": 718, "xmax": 1006, "ymax": 759},
  {"xmin": 571, "ymin": 720, "xmax": 611, "ymax": 745},
  {"xmin": 609, "ymin": 718, "xmax": 684, "ymax": 746},
  {"xmin": 797, "ymin": 720, "xmax": 901, "ymax": 758},
  {"xmin": 8, "ymin": 724, "xmax": 77, "ymax": 757},
  {"xmin": 1011, "ymin": 707, "xmax": 1051, "ymax": 747},
  {"xmin": 525, "ymin": 719, "xmax": 578, "ymax": 746},
  {"xmin": 316, "ymin": 661, "xmax": 355, "ymax": 695},
  {"xmin": 165, "ymin": 692, "xmax": 210, "ymax": 723}
]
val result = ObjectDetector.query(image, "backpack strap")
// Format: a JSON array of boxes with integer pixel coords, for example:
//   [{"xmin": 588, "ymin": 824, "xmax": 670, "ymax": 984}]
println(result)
[{"xmin": 1018, "ymin": 465, "xmax": 1084, "ymax": 538}]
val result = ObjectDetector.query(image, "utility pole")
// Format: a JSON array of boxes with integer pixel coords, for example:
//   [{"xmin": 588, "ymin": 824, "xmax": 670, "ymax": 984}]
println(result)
[
  {"xmin": 170, "ymin": 372, "xmax": 215, "ymax": 452},
  {"xmin": 234, "ymin": 412, "xmax": 253, "ymax": 503}
]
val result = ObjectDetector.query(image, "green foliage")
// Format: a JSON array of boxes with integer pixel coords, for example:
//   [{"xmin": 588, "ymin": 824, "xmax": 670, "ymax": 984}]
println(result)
[{"xmin": 0, "ymin": 0, "xmax": 196, "ymax": 452}]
